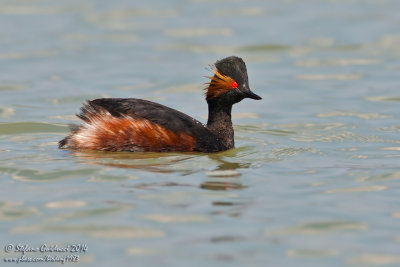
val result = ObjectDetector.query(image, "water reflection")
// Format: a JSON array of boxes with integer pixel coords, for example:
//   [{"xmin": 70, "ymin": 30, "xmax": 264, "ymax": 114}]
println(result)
[
  {"xmin": 200, "ymin": 181, "xmax": 246, "ymax": 191},
  {"xmin": 71, "ymin": 150, "xmax": 199, "ymax": 174},
  {"xmin": 69, "ymin": 147, "xmax": 253, "ymax": 176},
  {"xmin": 68, "ymin": 149, "xmax": 249, "ymax": 191}
]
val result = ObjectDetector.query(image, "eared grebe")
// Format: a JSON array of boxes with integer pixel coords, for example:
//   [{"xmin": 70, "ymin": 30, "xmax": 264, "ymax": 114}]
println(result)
[{"xmin": 59, "ymin": 56, "xmax": 261, "ymax": 152}]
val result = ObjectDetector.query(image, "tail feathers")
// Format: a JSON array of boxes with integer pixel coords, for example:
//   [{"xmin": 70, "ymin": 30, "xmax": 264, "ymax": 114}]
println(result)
[
  {"xmin": 59, "ymin": 124, "xmax": 79, "ymax": 149},
  {"xmin": 76, "ymin": 101, "xmax": 101, "ymax": 122},
  {"xmin": 58, "ymin": 137, "xmax": 68, "ymax": 148},
  {"xmin": 58, "ymin": 102, "xmax": 106, "ymax": 150}
]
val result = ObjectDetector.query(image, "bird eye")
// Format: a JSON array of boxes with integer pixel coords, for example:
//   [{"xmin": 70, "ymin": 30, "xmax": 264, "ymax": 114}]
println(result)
[{"xmin": 230, "ymin": 81, "xmax": 238, "ymax": 88}]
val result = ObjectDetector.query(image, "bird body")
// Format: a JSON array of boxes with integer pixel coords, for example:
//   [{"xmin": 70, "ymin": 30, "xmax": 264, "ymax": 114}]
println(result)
[{"xmin": 59, "ymin": 56, "xmax": 261, "ymax": 152}]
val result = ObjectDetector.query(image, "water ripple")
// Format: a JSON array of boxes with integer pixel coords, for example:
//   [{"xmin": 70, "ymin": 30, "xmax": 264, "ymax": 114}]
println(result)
[
  {"xmin": 324, "ymin": 185, "xmax": 387, "ymax": 194},
  {"xmin": 295, "ymin": 73, "xmax": 362, "ymax": 81},
  {"xmin": 0, "ymin": 201, "xmax": 39, "ymax": 221},
  {"xmin": 45, "ymin": 201, "xmax": 86, "ymax": 209},
  {"xmin": 291, "ymin": 131, "xmax": 358, "ymax": 143},
  {"xmin": 164, "ymin": 28, "xmax": 233, "ymax": 37},
  {"xmin": 0, "ymin": 107, "xmax": 15, "ymax": 118},
  {"xmin": 365, "ymin": 96, "xmax": 400, "ymax": 102},
  {"xmin": 295, "ymin": 58, "xmax": 380, "ymax": 67},
  {"xmin": 286, "ymin": 249, "xmax": 339, "ymax": 258},
  {"xmin": 269, "ymin": 221, "xmax": 367, "ymax": 236},
  {"xmin": 0, "ymin": 122, "xmax": 67, "ymax": 135},
  {"xmin": 357, "ymin": 172, "xmax": 400, "ymax": 182},
  {"xmin": 12, "ymin": 224, "xmax": 164, "ymax": 239},
  {"xmin": 348, "ymin": 254, "xmax": 400, "ymax": 265},
  {"xmin": 0, "ymin": 166, "xmax": 98, "ymax": 182},
  {"xmin": 142, "ymin": 214, "xmax": 210, "ymax": 223},
  {"xmin": 318, "ymin": 111, "xmax": 391, "ymax": 120},
  {"xmin": 212, "ymin": 7, "xmax": 267, "ymax": 17},
  {"xmin": 270, "ymin": 147, "xmax": 317, "ymax": 159}
]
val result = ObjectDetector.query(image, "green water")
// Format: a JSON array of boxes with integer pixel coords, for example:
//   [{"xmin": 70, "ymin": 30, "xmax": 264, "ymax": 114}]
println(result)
[{"xmin": 1, "ymin": 0, "xmax": 400, "ymax": 266}]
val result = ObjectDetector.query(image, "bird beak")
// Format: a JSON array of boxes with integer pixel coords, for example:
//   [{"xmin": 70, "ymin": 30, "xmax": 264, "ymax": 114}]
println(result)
[{"xmin": 245, "ymin": 90, "xmax": 262, "ymax": 100}]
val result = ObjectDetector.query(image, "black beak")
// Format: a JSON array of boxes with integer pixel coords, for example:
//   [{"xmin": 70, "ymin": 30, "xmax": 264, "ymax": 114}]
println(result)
[{"xmin": 245, "ymin": 90, "xmax": 262, "ymax": 100}]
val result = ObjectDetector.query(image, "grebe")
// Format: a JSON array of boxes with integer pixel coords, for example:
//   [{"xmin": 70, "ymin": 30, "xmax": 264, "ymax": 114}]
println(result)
[{"xmin": 59, "ymin": 56, "xmax": 261, "ymax": 152}]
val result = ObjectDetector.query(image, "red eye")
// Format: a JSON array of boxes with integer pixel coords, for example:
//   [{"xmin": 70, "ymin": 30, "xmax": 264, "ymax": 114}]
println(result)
[{"xmin": 230, "ymin": 81, "xmax": 238, "ymax": 88}]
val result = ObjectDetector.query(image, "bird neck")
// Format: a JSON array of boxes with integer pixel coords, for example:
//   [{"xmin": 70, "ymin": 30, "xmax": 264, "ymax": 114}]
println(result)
[{"xmin": 206, "ymin": 100, "xmax": 234, "ymax": 149}]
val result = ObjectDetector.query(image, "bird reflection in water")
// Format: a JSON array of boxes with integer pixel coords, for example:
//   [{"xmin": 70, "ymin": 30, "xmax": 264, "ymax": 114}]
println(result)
[{"xmin": 69, "ymin": 148, "xmax": 250, "ymax": 191}]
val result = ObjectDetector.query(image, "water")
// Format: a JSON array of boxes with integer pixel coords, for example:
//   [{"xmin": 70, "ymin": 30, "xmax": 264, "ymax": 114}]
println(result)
[{"xmin": 1, "ymin": 0, "xmax": 400, "ymax": 266}]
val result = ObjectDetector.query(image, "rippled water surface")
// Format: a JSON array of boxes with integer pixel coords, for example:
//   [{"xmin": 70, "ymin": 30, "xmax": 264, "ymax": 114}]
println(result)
[{"xmin": 1, "ymin": 0, "xmax": 400, "ymax": 266}]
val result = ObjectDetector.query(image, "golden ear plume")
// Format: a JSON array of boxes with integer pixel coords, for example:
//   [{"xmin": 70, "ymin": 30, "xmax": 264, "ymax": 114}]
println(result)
[{"xmin": 204, "ymin": 69, "xmax": 236, "ymax": 100}]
